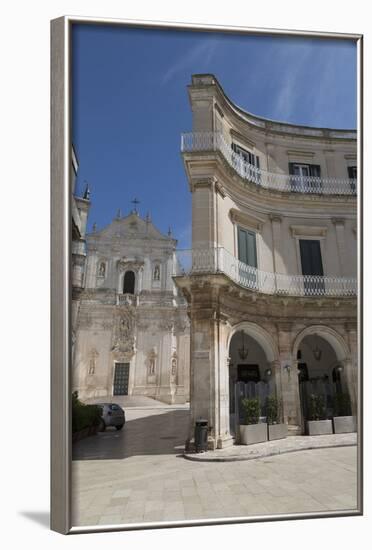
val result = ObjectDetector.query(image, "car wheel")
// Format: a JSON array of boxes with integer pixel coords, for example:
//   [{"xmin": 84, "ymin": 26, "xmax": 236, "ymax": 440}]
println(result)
[
  {"xmin": 98, "ymin": 419, "xmax": 106, "ymax": 432},
  {"xmin": 115, "ymin": 424, "xmax": 124, "ymax": 431}
]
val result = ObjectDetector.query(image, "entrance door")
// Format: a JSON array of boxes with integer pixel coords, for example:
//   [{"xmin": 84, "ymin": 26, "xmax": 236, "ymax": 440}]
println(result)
[
  {"xmin": 113, "ymin": 363, "xmax": 130, "ymax": 395},
  {"xmin": 237, "ymin": 364, "xmax": 260, "ymax": 383}
]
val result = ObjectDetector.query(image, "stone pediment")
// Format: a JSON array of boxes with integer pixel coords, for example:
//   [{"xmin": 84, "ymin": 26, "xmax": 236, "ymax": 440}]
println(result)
[{"xmin": 87, "ymin": 212, "xmax": 175, "ymax": 244}]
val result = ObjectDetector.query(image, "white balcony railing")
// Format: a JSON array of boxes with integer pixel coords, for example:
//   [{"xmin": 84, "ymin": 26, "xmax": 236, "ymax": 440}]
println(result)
[
  {"xmin": 181, "ymin": 132, "xmax": 357, "ymax": 196},
  {"xmin": 175, "ymin": 248, "xmax": 357, "ymax": 298}
]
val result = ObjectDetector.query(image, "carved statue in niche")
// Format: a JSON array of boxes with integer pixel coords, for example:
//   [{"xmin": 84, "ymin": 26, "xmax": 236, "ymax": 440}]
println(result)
[
  {"xmin": 98, "ymin": 261, "xmax": 106, "ymax": 277},
  {"xmin": 171, "ymin": 352, "xmax": 177, "ymax": 377},
  {"xmin": 88, "ymin": 348, "xmax": 99, "ymax": 375},
  {"xmin": 148, "ymin": 349, "xmax": 157, "ymax": 375},
  {"xmin": 153, "ymin": 264, "xmax": 160, "ymax": 281}
]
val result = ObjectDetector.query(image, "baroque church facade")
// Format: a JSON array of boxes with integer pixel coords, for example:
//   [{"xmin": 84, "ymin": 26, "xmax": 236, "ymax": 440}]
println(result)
[{"xmin": 72, "ymin": 201, "xmax": 190, "ymax": 405}]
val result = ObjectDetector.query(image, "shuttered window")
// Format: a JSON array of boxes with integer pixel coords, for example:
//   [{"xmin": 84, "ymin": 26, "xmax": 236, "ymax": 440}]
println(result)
[
  {"xmin": 299, "ymin": 239, "xmax": 324, "ymax": 276},
  {"xmin": 238, "ymin": 227, "xmax": 257, "ymax": 267},
  {"xmin": 232, "ymin": 143, "xmax": 260, "ymax": 168},
  {"xmin": 299, "ymin": 239, "xmax": 324, "ymax": 295},
  {"xmin": 289, "ymin": 163, "xmax": 321, "ymax": 177}
]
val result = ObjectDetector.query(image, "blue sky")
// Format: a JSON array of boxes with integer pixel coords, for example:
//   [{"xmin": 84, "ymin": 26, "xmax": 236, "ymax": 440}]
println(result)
[{"xmin": 72, "ymin": 25, "xmax": 356, "ymax": 249}]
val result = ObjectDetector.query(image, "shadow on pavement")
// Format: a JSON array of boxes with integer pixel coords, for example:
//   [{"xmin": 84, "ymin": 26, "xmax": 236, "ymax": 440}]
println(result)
[{"xmin": 72, "ymin": 409, "xmax": 190, "ymax": 461}]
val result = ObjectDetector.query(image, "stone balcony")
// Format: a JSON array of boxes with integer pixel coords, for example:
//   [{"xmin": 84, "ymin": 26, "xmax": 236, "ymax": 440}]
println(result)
[
  {"xmin": 175, "ymin": 248, "xmax": 357, "ymax": 298},
  {"xmin": 181, "ymin": 132, "xmax": 357, "ymax": 196}
]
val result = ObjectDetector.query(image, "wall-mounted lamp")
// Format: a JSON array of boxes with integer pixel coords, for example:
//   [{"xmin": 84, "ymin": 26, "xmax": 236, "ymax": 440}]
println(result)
[
  {"xmin": 336, "ymin": 365, "xmax": 344, "ymax": 374},
  {"xmin": 284, "ymin": 364, "xmax": 291, "ymax": 374},
  {"xmin": 264, "ymin": 368, "xmax": 272, "ymax": 378}
]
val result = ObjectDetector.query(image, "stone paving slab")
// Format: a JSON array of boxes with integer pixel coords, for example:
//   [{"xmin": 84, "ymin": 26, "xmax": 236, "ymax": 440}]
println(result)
[{"xmin": 184, "ymin": 433, "xmax": 357, "ymax": 462}]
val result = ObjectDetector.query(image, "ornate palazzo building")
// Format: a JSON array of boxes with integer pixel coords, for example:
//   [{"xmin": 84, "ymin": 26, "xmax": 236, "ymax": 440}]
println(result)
[
  {"xmin": 175, "ymin": 74, "xmax": 358, "ymax": 449},
  {"xmin": 72, "ymin": 208, "xmax": 190, "ymax": 404}
]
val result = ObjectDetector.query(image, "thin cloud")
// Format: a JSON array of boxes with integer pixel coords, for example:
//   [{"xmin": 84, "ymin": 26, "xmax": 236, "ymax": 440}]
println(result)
[{"xmin": 161, "ymin": 40, "xmax": 217, "ymax": 85}]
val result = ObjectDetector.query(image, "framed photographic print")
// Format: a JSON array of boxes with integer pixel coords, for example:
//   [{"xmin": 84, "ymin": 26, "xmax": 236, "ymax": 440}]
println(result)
[{"xmin": 51, "ymin": 16, "xmax": 363, "ymax": 534}]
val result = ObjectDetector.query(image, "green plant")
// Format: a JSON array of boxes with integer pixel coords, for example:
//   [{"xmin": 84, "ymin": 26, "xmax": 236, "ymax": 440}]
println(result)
[
  {"xmin": 333, "ymin": 392, "xmax": 352, "ymax": 416},
  {"xmin": 266, "ymin": 395, "xmax": 281, "ymax": 425},
  {"xmin": 241, "ymin": 397, "xmax": 260, "ymax": 425},
  {"xmin": 308, "ymin": 394, "xmax": 326, "ymax": 421},
  {"xmin": 71, "ymin": 392, "xmax": 101, "ymax": 433}
]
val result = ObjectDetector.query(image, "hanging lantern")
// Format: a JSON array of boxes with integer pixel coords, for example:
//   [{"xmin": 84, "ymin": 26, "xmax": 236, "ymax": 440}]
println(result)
[{"xmin": 238, "ymin": 331, "xmax": 249, "ymax": 360}]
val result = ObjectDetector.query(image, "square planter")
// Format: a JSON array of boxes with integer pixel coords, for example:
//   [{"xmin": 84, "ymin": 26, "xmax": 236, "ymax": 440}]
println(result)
[
  {"xmin": 268, "ymin": 423, "xmax": 288, "ymax": 441},
  {"xmin": 240, "ymin": 423, "xmax": 268, "ymax": 445},
  {"xmin": 306, "ymin": 419, "xmax": 333, "ymax": 435},
  {"xmin": 333, "ymin": 416, "xmax": 356, "ymax": 434}
]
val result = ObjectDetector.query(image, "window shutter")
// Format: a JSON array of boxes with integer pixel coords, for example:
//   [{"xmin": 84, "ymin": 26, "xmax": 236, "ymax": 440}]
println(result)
[
  {"xmin": 246, "ymin": 231, "xmax": 257, "ymax": 267},
  {"xmin": 238, "ymin": 227, "xmax": 257, "ymax": 267},
  {"xmin": 288, "ymin": 162, "xmax": 295, "ymax": 175},
  {"xmin": 299, "ymin": 240, "xmax": 323, "ymax": 276},
  {"xmin": 309, "ymin": 164, "xmax": 321, "ymax": 177},
  {"xmin": 255, "ymin": 155, "xmax": 260, "ymax": 169},
  {"xmin": 348, "ymin": 166, "xmax": 357, "ymax": 179},
  {"xmin": 238, "ymin": 228, "xmax": 248, "ymax": 264}
]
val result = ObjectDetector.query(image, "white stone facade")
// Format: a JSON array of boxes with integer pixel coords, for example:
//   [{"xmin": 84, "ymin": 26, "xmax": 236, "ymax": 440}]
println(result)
[
  {"xmin": 175, "ymin": 74, "xmax": 358, "ymax": 448},
  {"xmin": 73, "ymin": 210, "xmax": 190, "ymax": 404}
]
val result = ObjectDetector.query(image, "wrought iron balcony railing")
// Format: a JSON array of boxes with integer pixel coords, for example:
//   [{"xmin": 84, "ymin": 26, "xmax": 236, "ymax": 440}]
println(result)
[
  {"xmin": 175, "ymin": 248, "xmax": 357, "ymax": 298},
  {"xmin": 181, "ymin": 132, "xmax": 357, "ymax": 196}
]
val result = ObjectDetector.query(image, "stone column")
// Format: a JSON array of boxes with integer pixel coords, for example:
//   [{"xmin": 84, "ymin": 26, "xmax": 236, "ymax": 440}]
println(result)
[
  {"xmin": 345, "ymin": 322, "xmax": 358, "ymax": 417},
  {"xmin": 270, "ymin": 215, "xmax": 285, "ymax": 276},
  {"xmin": 277, "ymin": 324, "xmax": 302, "ymax": 434},
  {"xmin": 187, "ymin": 301, "xmax": 233, "ymax": 450}
]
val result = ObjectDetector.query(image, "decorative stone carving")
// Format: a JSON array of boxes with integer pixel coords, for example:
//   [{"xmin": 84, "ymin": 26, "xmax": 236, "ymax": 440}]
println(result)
[
  {"xmin": 153, "ymin": 264, "xmax": 160, "ymax": 280},
  {"xmin": 148, "ymin": 349, "xmax": 157, "ymax": 375},
  {"xmin": 111, "ymin": 308, "xmax": 136, "ymax": 358},
  {"xmin": 117, "ymin": 257, "xmax": 144, "ymax": 272},
  {"xmin": 98, "ymin": 261, "xmax": 106, "ymax": 277},
  {"xmin": 171, "ymin": 352, "xmax": 178, "ymax": 377}
]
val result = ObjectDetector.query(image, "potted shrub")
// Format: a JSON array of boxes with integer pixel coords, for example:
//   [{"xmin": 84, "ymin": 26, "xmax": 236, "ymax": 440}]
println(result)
[
  {"xmin": 239, "ymin": 397, "xmax": 267, "ymax": 445},
  {"xmin": 333, "ymin": 392, "xmax": 356, "ymax": 433},
  {"xmin": 306, "ymin": 394, "xmax": 333, "ymax": 435},
  {"xmin": 266, "ymin": 395, "xmax": 287, "ymax": 440}
]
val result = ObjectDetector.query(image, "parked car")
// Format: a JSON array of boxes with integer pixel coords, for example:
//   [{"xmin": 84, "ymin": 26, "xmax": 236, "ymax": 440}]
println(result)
[{"xmin": 96, "ymin": 403, "xmax": 125, "ymax": 431}]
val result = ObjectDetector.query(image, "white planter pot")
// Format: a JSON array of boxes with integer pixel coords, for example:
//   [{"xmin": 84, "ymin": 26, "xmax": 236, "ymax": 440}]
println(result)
[
  {"xmin": 268, "ymin": 423, "xmax": 288, "ymax": 441},
  {"xmin": 333, "ymin": 416, "xmax": 356, "ymax": 433},
  {"xmin": 307, "ymin": 419, "xmax": 333, "ymax": 435},
  {"xmin": 240, "ymin": 423, "xmax": 268, "ymax": 445}
]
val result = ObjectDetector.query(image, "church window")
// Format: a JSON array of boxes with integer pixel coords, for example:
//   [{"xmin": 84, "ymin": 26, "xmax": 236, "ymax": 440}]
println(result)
[{"xmin": 123, "ymin": 270, "xmax": 135, "ymax": 294}]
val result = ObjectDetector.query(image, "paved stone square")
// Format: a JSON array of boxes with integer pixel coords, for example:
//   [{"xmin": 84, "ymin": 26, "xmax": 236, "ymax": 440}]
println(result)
[{"xmin": 72, "ymin": 405, "xmax": 358, "ymax": 527}]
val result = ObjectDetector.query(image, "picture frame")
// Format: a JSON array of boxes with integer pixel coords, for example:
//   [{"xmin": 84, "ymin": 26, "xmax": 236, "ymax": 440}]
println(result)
[{"xmin": 51, "ymin": 15, "xmax": 363, "ymax": 534}]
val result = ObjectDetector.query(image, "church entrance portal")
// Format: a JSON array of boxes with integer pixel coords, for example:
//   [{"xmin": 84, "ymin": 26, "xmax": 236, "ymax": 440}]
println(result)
[{"xmin": 113, "ymin": 363, "xmax": 130, "ymax": 395}]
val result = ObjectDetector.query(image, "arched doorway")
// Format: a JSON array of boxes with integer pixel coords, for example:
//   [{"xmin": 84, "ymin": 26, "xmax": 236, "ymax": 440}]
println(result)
[
  {"xmin": 293, "ymin": 327, "xmax": 352, "ymax": 431},
  {"xmin": 227, "ymin": 323, "xmax": 279, "ymax": 438}
]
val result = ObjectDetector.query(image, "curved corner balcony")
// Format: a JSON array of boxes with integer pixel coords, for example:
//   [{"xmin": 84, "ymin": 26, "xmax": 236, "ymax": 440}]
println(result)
[
  {"xmin": 175, "ymin": 248, "xmax": 357, "ymax": 298},
  {"xmin": 181, "ymin": 132, "xmax": 357, "ymax": 196}
]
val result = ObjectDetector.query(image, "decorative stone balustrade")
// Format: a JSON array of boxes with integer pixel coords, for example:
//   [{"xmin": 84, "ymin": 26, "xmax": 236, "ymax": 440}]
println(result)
[
  {"xmin": 175, "ymin": 248, "xmax": 357, "ymax": 298},
  {"xmin": 181, "ymin": 132, "xmax": 357, "ymax": 196}
]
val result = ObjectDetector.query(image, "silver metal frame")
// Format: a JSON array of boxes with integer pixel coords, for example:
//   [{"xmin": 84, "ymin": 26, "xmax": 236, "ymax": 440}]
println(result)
[{"xmin": 50, "ymin": 15, "xmax": 363, "ymax": 535}]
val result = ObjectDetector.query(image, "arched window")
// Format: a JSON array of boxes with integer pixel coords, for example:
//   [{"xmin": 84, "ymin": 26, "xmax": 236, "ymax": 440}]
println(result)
[{"xmin": 123, "ymin": 270, "xmax": 135, "ymax": 294}]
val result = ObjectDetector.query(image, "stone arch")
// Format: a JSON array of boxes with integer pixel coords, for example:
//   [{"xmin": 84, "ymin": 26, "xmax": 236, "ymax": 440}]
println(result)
[
  {"xmin": 292, "ymin": 325, "xmax": 350, "ymax": 363},
  {"xmin": 227, "ymin": 321, "xmax": 279, "ymax": 363}
]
